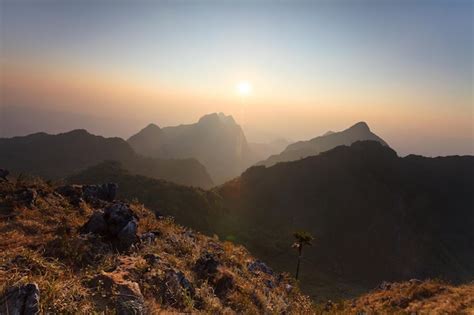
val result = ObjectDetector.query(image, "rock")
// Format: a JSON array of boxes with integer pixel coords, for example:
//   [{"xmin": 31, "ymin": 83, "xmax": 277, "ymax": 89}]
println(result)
[
  {"xmin": 103, "ymin": 203, "xmax": 137, "ymax": 236},
  {"xmin": 83, "ymin": 183, "xmax": 118, "ymax": 202},
  {"xmin": 80, "ymin": 211, "xmax": 107, "ymax": 235},
  {"xmin": 248, "ymin": 260, "xmax": 273, "ymax": 275},
  {"xmin": 0, "ymin": 169, "xmax": 9, "ymax": 181},
  {"xmin": 140, "ymin": 231, "xmax": 159, "ymax": 244},
  {"xmin": 379, "ymin": 281, "xmax": 392, "ymax": 291},
  {"xmin": 0, "ymin": 282, "xmax": 40, "ymax": 315},
  {"xmin": 80, "ymin": 203, "xmax": 138, "ymax": 250},
  {"xmin": 214, "ymin": 274, "xmax": 234, "ymax": 298},
  {"xmin": 117, "ymin": 220, "xmax": 138, "ymax": 250},
  {"xmin": 17, "ymin": 188, "xmax": 38, "ymax": 206},
  {"xmin": 163, "ymin": 270, "xmax": 195, "ymax": 301},
  {"xmin": 144, "ymin": 253, "xmax": 160, "ymax": 265},
  {"xmin": 55, "ymin": 185, "xmax": 85, "ymax": 205},
  {"xmin": 92, "ymin": 273, "xmax": 145, "ymax": 315},
  {"xmin": 194, "ymin": 253, "xmax": 219, "ymax": 279}
]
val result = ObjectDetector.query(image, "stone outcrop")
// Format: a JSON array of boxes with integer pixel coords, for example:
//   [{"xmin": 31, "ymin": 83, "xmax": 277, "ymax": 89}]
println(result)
[
  {"xmin": 81, "ymin": 202, "xmax": 138, "ymax": 250},
  {"xmin": 0, "ymin": 283, "xmax": 40, "ymax": 315}
]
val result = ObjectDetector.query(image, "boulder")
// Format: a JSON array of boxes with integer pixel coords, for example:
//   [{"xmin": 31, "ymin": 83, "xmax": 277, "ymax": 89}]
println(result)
[
  {"xmin": 81, "ymin": 203, "xmax": 138, "ymax": 250},
  {"xmin": 0, "ymin": 283, "xmax": 40, "ymax": 315},
  {"xmin": 80, "ymin": 211, "xmax": 107, "ymax": 235}
]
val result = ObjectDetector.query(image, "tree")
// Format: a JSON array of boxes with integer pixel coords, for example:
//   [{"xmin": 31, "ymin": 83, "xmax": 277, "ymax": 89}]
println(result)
[{"xmin": 292, "ymin": 231, "xmax": 314, "ymax": 280}]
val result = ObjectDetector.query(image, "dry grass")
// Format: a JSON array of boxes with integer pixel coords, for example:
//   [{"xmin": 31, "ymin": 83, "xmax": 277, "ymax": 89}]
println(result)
[
  {"xmin": 314, "ymin": 279, "xmax": 474, "ymax": 315},
  {"xmin": 0, "ymin": 179, "xmax": 314, "ymax": 314}
]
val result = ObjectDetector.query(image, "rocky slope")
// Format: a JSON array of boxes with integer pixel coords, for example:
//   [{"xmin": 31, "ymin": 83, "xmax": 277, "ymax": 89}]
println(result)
[
  {"xmin": 0, "ymin": 178, "xmax": 313, "ymax": 314},
  {"xmin": 0, "ymin": 129, "xmax": 213, "ymax": 188},
  {"xmin": 258, "ymin": 122, "xmax": 387, "ymax": 167},
  {"xmin": 128, "ymin": 113, "xmax": 258, "ymax": 185}
]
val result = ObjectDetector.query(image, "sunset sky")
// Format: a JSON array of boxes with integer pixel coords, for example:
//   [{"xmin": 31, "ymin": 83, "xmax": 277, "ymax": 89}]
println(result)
[{"xmin": 1, "ymin": 0, "xmax": 472, "ymax": 156}]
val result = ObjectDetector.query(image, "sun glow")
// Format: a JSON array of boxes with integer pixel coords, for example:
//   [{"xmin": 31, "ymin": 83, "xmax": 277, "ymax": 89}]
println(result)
[{"xmin": 236, "ymin": 81, "xmax": 252, "ymax": 96}]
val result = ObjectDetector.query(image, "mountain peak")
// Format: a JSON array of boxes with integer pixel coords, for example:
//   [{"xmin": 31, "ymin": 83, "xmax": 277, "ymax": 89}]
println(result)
[
  {"xmin": 61, "ymin": 129, "xmax": 92, "ymax": 137},
  {"xmin": 198, "ymin": 112, "xmax": 236, "ymax": 125},
  {"xmin": 347, "ymin": 121, "xmax": 370, "ymax": 133},
  {"xmin": 145, "ymin": 123, "xmax": 160, "ymax": 130}
]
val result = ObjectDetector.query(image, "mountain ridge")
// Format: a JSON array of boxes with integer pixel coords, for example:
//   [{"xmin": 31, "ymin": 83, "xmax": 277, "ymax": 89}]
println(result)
[
  {"xmin": 0, "ymin": 129, "xmax": 213, "ymax": 188},
  {"xmin": 258, "ymin": 121, "xmax": 388, "ymax": 167},
  {"xmin": 128, "ymin": 113, "xmax": 258, "ymax": 184}
]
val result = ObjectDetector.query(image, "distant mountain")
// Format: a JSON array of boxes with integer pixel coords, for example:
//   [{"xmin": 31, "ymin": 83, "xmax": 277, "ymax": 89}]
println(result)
[
  {"xmin": 258, "ymin": 122, "xmax": 388, "ymax": 167},
  {"xmin": 128, "ymin": 113, "xmax": 258, "ymax": 184},
  {"xmin": 0, "ymin": 129, "xmax": 213, "ymax": 187},
  {"xmin": 217, "ymin": 141, "xmax": 474, "ymax": 299}
]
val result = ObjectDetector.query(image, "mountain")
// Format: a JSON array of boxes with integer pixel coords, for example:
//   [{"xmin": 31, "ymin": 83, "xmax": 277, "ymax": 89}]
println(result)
[
  {"xmin": 258, "ymin": 121, "xmax": 388, "ymax": 167},
  {"xmin": 65, "ymin": 140, "xmax": 474, "ymax": 301},
  {"xmin": 0, "ymin": 177, "xmax": 313, "ymax": 314},
  {"xmin": 67, "ymin": 161, "xmax": 222, "ymax": 234},
  {"xmin": 128, "ymin": 113, "xmax": 258, "ymax": 185},
  {"xmin": 0, "ymin": 129, "xmax": 213, "ymax": 188},
  {"xmin": 216, "ymin": 141, "xmax": 474, "ymax": 299}
]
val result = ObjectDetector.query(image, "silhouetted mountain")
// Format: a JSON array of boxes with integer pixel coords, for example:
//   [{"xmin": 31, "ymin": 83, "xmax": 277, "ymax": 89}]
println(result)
[
  {"xmin": 67, "ymin": 161, "xmax": 222, "ymax": 233},
  {"xmin": 258, "ymin": 122, "xmax": 388, "ymax": 167},
  {"xmin": 128, "ymin": 113, "xmax": 258, "ymax": 184},
  {"xmin": 65, "ymin": 139, "xmax": 474, "ymax": 301},
  {"xmin": 0, "ymin": 129, "xmax": 213, "ymax": 187},
  {"xmin": 217, "ymin": 141, "xmax": 474, "ymax": 299}
]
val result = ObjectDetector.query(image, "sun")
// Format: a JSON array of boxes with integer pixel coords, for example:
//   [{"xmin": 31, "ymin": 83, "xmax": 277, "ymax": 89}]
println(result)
[{"xmin": 236, "ymin": 81, "xmax": 252, "ymax": 96}]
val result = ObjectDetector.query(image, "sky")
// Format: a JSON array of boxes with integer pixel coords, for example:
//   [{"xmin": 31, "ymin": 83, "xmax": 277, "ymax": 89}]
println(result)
[{"xmin": 1, "ymin": 0, "xmax": 472, "ymax": 156}]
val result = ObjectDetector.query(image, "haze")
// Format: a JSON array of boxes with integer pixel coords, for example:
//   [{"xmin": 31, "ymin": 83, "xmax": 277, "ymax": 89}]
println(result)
[{"xmin": 1, "ymin": 0, "xmax": 472, "ymax": 156}]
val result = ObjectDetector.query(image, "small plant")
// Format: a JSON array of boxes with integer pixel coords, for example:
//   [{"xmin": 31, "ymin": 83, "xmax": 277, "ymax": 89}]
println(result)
[{"xmin": 292, "ymin": 231, "xmax": 314, "ymax": 280}]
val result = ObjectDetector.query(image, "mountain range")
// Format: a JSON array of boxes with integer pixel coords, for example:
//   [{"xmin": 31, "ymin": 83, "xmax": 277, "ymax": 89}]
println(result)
[
  {"xmin": 258, "ymin": 121, "xmax": 388, "ymax": 167},
  {"xmin": 128, "ymin": 113, "xmax": 259, "ymax": 184},
  {"xmin": 217, "ymin": 141, "xmax": 474, "ymax": 298},
  {"xmin": 0, "ymin": 129, "xmax": 213, "ymax": 188},
  {"xmin": 67, "ymin": 140, "xmax": 474, "ymax": 300}
]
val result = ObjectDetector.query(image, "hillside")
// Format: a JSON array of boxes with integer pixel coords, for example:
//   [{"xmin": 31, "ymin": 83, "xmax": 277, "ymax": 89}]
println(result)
[
  {"xmin": 128, "ymin": 113, "xmax": 258, "ymax": 184},
  {"xmin": 0, "ymin": 129, "xmax": 213, "ymax": 188},
  {"xmin": 67, "ymin": 161, "xmax": 222, "ymax": 235},
  {"xmin": 217, "ymin": 141, "xmax": 474, "ymax": 299},
  {"xmin": 65, "ymin": 141, "xmax": 474, "ymax": 301},
  {"xmin": 258, "ymin": 122, "xmax": 388, "ymax": 167},
  {"xmin": 320, "ymin": 279, "xmax": 474, "ymax": 314},
  {"xmin": 0, "ymin": 178, "xmax": 313, "ymax": 314}
]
